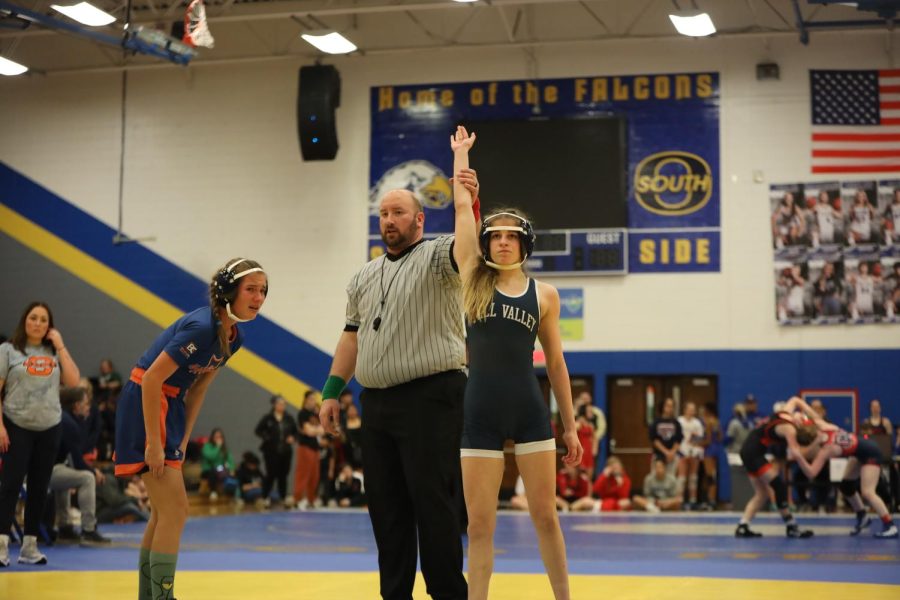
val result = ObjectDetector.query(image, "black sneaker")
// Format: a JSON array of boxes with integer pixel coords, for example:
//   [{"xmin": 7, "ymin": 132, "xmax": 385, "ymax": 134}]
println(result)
[
  {"xmin": 735, "ymin": 524, "xmax": 762, "ymax": 538},
  {"xmin": 786, "ymin": 523, "xmax": 814, "ymax": 538},
  {"xmin": 57, "ymin": 525, "xmax": 80, "ymax": 543},
  {"xmin": 80, "ymin": 529, "xmax": 111, "ymax": 545},
  {"xmin": 850, "ymin": 514, "xmax": 872, "ymax": 536}
]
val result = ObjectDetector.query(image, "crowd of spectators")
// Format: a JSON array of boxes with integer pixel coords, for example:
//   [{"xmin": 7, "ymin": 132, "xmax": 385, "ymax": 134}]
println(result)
[
  {"xmin": 537, "ymin": 392, "xmax": 900, "ymax": 516},
  {"xmin": 0, "ymin": 348, "xmax": 368, "ymax": 561},
  {"xmin": 4, "ymin": 342, "xmax": 898, "ymax": 554}
]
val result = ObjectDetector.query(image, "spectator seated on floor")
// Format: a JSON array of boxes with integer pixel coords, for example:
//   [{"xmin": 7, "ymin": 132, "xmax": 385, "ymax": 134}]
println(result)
[
  {"xmin": 201, "ymin": 427, "xmax": 237, "ymax": 501},
  {"xmin": 556, "ymin": 463, "xmax": 590, "ymax": 512},
  {"xmin": 95, "ymin": 465, "xmax": 150, "ymax": 523},
  {"xmin": 633, "ymin": 458, "xmax": 681, "ymax": 513},
  {"xmin": 125, "ymin": 475, "xmax": 150, "ymax": 513},
  {"xmin": 48, "ymin": 387, "xmax": 111, "ymax": 545},
  {"xmin": 571, "ymin": 456, "xmax": 632, "ymax": 512},
  {"xmin": 497, "ymin": 475, "xmax": 530, "ymax": 511},
  {"xmin": 333, "ymin": 463, "xmax": 366, "ymax": 508},
  {"xmin": 236, "ymin": 452, "xmax": 265, "ymax": 505}
]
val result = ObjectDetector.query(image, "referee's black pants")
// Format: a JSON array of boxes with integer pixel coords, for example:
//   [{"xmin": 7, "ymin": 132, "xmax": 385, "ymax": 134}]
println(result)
[{"xmin": 361, "ymin": 370, "xmax": 467, "ymax": 600}]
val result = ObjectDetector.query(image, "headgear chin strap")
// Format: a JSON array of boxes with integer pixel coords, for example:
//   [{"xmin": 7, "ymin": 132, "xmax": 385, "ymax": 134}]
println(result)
[
  {"xmin": 226, "ymin": 302, "xmax": 254, "ymax": 323},
  {"xmin": 215, "ymin": 258, "xmax": 266, "ymax": 322},
  {"xmin": 480, "ymin": 213, "xmax": 536, "ymax": 271}
]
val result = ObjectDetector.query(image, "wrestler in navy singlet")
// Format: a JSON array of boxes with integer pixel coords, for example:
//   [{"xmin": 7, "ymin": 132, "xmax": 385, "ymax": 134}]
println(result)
[{"xmin": 461, "ymin": 278, "xmax": 551, "ymax": 453}]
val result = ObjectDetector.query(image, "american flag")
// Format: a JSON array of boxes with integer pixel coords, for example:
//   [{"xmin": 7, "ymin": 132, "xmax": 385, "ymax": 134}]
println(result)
[{"xmin": 810, "ymin": 69, "xmax": 900, "ymax": 174}]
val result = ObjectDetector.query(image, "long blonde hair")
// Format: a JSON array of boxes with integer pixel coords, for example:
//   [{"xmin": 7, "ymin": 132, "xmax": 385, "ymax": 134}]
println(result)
[
  {"xmin": 462, "ymin": 208, "xmax": 530, "ymax": 324},
  {"xmin": 208, "ymin": 257, "xmax": 265, "ymax": 357}
]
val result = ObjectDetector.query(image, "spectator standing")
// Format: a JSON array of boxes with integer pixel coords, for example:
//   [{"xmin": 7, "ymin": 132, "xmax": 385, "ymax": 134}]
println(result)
[
  {"xmin": 700, "ymin": 403, "xmax": 723, "ymax": 510},
  {"xmin": 0, "ymin": 301, "xmax": 80, "ymax": 567},
  {"xmin": 677, "ymin": 401, "xmax": 705, "ymax": 509},
  {"xmin": 650, "ymin": 397, "xmax": 683, "ymax": 480},
  {"xmin": 254, "ymin": 395, "xmax": 297, "ymax": 507},
  {"xmin": 294, "ymin": 393, "xmax": 324, "ymax": 510},
  {"xmin": 574, "ymin": 391, "xmax": 606, "ymax": 476},
  {"xmin": 860, "ymin": 399, "xmax": 893, "ymax": 437},
  {"xmin": 725, "ymin": 403, "xmax": 751, "ymax": 455},
  {"xmin": 96, "ymin": 359, "xmax": 122, "ymax": 402}
]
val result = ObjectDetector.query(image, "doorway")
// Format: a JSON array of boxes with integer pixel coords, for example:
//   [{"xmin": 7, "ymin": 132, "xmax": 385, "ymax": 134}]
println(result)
[{"xmin": 606, "ymin": 375, "xmax": 718, "ymax": 490}]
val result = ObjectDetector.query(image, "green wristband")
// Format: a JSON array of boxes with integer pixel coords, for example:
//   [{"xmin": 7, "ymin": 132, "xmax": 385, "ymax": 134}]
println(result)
[{"xmin": 321, "ymin": 375, "xmax": 347, "ymax": 400}]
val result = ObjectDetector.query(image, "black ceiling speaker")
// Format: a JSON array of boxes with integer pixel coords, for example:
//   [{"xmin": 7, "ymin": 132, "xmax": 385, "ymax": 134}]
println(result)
[{"xmin": 297, "ymin": 65, "xmax": 341, "ymax": 161}]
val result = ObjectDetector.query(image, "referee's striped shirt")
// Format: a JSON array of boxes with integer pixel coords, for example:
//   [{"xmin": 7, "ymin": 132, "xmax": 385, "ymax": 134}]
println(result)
[{"xmin": 346, "ymin": 235, "xmax": 466, "ymax": 389}]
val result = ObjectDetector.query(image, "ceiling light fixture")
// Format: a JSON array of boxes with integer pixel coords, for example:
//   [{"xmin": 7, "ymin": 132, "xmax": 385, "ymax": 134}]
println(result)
[
  {"xmin": 50, "ymin": 2, "xmax": 116, "ymax": 27},
  {"xmin": 668, "ymin": 9, "xmax": 716, "ymax": 37},
  {"xmin": 0, "ymin": 56, "xmax": 28, "ymax": 76},
  {"xmin": 300, "ymin": 32, "xmax": 357, "ymax": 55}
]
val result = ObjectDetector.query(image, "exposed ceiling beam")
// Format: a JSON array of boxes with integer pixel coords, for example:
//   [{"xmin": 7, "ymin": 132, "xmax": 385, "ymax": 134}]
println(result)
[
  {"xmin": 623, "ymin": 0, "xmax": 655, "ymax": 36},
  {"xmin": 578, "ymin": 1, "xmax": 611, "ymax": 35}
]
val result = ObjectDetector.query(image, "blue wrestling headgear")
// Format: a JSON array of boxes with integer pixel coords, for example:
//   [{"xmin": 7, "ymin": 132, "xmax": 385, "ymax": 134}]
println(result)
[{"xmin": 479, "ymin": 212, "xmax": 535, "ymax": 271}]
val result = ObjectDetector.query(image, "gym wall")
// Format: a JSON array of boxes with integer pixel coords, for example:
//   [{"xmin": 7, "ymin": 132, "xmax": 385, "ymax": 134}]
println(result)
[{"xmin": 1, "ymin": 32, "xmax": 898, "ymax": 466}]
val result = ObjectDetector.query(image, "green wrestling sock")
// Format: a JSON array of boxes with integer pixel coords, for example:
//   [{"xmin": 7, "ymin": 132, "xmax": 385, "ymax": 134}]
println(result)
[
  {"xmin": 149, "ymin": 551, "xmax": 178, "ymax": 600},
  {"xmin": 139, "ymin": 547, "xmax": 152, "ymax": 600}
]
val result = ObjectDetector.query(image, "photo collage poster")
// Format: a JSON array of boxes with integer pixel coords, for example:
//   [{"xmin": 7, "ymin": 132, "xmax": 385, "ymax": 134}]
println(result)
[{"xmin": 770, "ymin": 180, "xmax": 900, "ymax": 325}]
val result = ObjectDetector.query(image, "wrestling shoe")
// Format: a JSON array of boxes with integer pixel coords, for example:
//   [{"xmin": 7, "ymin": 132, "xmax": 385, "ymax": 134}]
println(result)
[
  {"xmin": 850, "ymin": 514, "xmax": 872, "ymax": 536},
  {"xmin": 786, "ymin": 523, "xmax": 814, "ymax": 538},
  {"xmin": 874, "ymin": 524, "xmax": 898, "ymax": 539},
  {"xmin": 735, "ymin": 524, "xmax": 762, "ymax": 538}
]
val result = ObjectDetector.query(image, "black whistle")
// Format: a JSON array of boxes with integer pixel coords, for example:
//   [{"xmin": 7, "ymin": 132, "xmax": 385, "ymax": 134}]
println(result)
[{"xmin": 372, "ymin": 317, "xmax": 382, "ymax": 331}]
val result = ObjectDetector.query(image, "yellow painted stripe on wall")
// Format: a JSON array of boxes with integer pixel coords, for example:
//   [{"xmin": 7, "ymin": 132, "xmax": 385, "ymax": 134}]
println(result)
[{"xmin": 0, "ymin": 204, "xmax": 309, "ymax": 405}]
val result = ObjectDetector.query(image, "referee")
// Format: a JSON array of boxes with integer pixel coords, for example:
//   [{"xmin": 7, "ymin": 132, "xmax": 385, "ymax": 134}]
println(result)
[{"xmin": 320, "ymin": 180, "xmax": 478, "ymax": 600}]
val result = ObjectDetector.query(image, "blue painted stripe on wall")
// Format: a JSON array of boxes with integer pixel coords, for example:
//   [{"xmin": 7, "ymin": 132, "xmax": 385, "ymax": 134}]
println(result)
[
  {"xmin": 563, "ymin": 348, "xmax": 899, "ymax": 502},
  {"xmin": 564, "ymin": 348, "xmax": 900, "ymax": 423},
  {"xmin": 0, "ymin": 162, "xmax": 332, "ymax": 386}
]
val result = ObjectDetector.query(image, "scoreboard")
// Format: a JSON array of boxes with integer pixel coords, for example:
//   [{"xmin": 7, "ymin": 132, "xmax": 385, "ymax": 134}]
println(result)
[{"xmin": 527, "ymin": 228, "xmax": 627, "ymax": 275}]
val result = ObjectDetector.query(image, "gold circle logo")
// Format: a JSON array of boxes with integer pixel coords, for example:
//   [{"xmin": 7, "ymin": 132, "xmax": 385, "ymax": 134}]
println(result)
[{"xmin": 634, "ymin": 151, "xmax": 713, "ymax": 216}]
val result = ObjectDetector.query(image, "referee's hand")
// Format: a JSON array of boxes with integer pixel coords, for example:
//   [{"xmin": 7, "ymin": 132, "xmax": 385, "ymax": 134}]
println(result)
[{"xmin": 320, "ymin": 399, "xmax": 342, "ymax": 436}]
